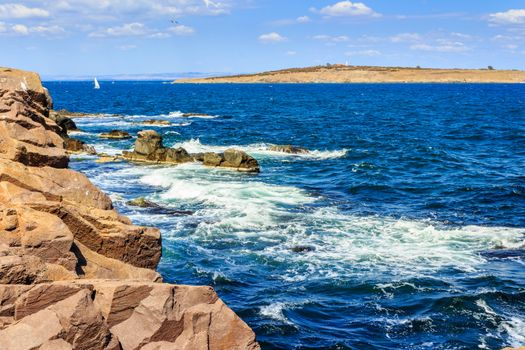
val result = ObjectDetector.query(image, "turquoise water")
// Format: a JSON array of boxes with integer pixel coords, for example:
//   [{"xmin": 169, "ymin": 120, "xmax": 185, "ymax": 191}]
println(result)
[{"xmin": 47, "ymin": 82, "xmax": 525, "ymax": 349}]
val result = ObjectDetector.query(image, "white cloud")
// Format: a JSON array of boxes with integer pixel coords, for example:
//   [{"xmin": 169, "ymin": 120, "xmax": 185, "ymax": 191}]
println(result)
[
  {"xmin": 410, "ymin": 41, "xmax": 469, "ymax": 53},
  {"xmin": 31, "ymin": 25, "xmax": 66, "ymax": 35},
  {"xmin": 296, "ymin": 16, "xmax": 310, "ymax": 23},
  {"xmin": 286, "ymin": 50, "xmax": 297, "ymax": 56},
  {"xmin": 313, "ymin": 34, "xmax": 349, "ymax": 42},
  {"xmin": 46, "ymin": 0, "xmax": 230, "ymax": 18},
  {"xmin": 117, "ymin": 44, "xmax": 137, "ymax": 50},
  {"xmin": 168, "ymin": 24, "xmax": 194, "ymax": 36},
  {"xmin": 319, "ymin": 1, "xmax": 379, "ymax": 18},
  {"xmin": 390, "ymin": 33, "xmax": 421, "ymax": 43},
  {"xmin": 11, "ymin": 24, "xmax": 29, "ymax": 35},
  {"xmin": 489, "ymin": 9, "xmax": 525, "ymax": 25},
  {"xmin": 89, "ymin": 22, "xmax": 194, "ymax": 38},
  {"xmin": 90, "ymin": 22, "xmax": 148, "ymax": 37},
  {"xmin": 0, "ymin": 4, "xmax": 49, "ymax": 19},
  {"xmin": 345, "ymin": 49, "xmax": 381, "ymax": 56},
  {"xmin": 259, "ymin": 32, "xmax": 287, "ymax": 43}
]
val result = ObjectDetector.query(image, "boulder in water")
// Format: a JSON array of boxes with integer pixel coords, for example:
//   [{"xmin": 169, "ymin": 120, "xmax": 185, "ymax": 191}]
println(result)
[
  {"xmin": 136, "ymin": 119, "xmax": 171, "ymax": 126},
  {"xmin": 123, "ymin": 130, "xmax": 193, "ymax": 164},
  {"xmin": 127, "ymin": 197, "xmax": 160, "ymax": 208},
  {"xmin": 203, "ymin": 149, "xmax": 260, "ymax": 172},
  {"xmin": 99, "ymin": 130, "xmax": 132, "ymax": 140},
  {"xmin": 269, "ymin": 144, "xmax": 310, "ymax": 154},
  {"xmin": 291, "ymin": 245, "xmax": 316, "ymax": 253},
  {"xmin": 64, "ymin": 138, "xmax": 96, "ymax": 155}
]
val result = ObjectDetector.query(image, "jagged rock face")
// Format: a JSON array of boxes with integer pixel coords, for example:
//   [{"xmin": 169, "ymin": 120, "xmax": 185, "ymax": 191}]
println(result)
[
  {"xmin": 0, "ymin": 67, "xmax": 260, "ymax": 349},
  {"xmin": 0, "ymin": 68, "xmax": 68, "ymax": 168},
  {"xmin": 0, "ymin": 280, "xmax": 259, "ymax": 350}
]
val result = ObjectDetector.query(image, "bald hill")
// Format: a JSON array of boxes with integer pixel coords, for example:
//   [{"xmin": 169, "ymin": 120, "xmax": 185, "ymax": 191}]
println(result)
[{"xmin": 174, "ymin": 65, "xmax": 525, "ymax": 84}]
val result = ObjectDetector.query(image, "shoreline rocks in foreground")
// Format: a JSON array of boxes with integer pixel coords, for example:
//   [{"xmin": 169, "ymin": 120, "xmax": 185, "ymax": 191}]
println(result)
[
  {"xmin": 0, "ymin": 67, "xmax": 259, "ymax": 349},
  {"xmin": 123, "ymin": 130, "xmax": 260, "ymax": 172}
]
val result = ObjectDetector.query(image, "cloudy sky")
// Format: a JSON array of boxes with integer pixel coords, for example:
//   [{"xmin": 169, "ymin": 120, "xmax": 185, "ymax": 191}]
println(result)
[{"xmin": 1, "ymin": 0, "xmax": 525, "ymax": 77}]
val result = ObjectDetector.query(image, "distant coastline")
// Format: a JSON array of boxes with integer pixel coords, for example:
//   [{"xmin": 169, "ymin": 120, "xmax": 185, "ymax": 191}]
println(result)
[{"xmin": 174, "ymin": 65, "xmax": 525, "ymax": 84}]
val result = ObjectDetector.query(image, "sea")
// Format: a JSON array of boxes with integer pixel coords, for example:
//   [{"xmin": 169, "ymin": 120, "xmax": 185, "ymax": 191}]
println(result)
[{"xmin": 45, "ymin": 81, "xmax": 525, "ymax": 350}]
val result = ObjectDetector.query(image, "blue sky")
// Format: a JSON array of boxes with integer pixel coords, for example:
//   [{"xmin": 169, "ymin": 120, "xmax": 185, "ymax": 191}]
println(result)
[{"xmin": 1, "ymin": 0, "xmax": 525, "ymax": 77}]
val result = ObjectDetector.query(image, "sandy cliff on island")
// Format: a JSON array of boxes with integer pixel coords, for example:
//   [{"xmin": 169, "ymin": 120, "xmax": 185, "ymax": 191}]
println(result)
[
  {"xmin": 175, "ymin": 65, "xmax": 525, "ymax": 84},
  {"xmin": 0, "ymin": 67, "xmax": 259, "ymax": 349}
]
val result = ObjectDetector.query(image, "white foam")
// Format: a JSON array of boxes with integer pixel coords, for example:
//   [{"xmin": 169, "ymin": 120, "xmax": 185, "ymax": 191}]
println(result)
[
  {"xmin": 137, "ymin": 163, "xmax": 525, "ymax": 281},
  {"xmin": 170, "ymin": 138, "xmax": 347, "ymax": 160}
]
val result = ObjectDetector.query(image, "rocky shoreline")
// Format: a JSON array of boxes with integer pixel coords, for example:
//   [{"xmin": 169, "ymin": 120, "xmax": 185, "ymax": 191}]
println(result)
[{"xmin": 0, "ymin": 67, "xmax": 259, "ymax": 349}]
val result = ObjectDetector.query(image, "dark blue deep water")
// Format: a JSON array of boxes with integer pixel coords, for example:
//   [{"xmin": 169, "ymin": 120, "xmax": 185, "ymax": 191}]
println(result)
[{"xmin": 46, "ymin": 81, "xmax": 525, "ymax": 349}]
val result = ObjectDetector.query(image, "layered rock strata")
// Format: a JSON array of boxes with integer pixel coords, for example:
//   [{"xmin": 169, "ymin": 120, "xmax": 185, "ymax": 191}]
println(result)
[{"xmin": 0, "ymin": 67, "xmax": 259, "ymax": 349}]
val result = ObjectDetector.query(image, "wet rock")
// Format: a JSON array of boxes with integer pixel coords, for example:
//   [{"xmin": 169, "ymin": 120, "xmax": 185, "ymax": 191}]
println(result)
[
  {"xmin": 127, "ymin": 197, "xmax": 160, "ymax": 208},
  {"xmin": 123, "ymin": 130, "xmax": 260, "ymax": 172},
  {"xmin": 127, "ymin": 197, "xmax": 193, "ymax": 216},
  {"xmin": 202, "ymin": 149, "xmax": 260, "ymax": 172},
  {"xmin": 122, "ymin": 130, "xmax": 193, "ymax": 165},
  {"xmin": 136, "ymin": 119, "xmax": 171, "ymax": 126},
  {"xmin": 182, "ymin": 112, "xmax": 212, "ymax": 117},
  {"xmin": 269, "ymin": 144, "xmax": 310, "ymax": 154},
  {"xmin": 99, "ymin": 130, "xmax": 132, "ymax": 140},
  {"xmin": 96, "ymin": 154, "xmax": 123, "ymax": 163},
  {"xmin": 49, "ymin": 110, "xmax": 79, "ymax": 133},
  {"xmin": 64, "ymin": 138, "xmax": 97, "ymax": 155},
  {"xmin": 291, "ymin": 245, "xmax": 316, "ymax": 253}
]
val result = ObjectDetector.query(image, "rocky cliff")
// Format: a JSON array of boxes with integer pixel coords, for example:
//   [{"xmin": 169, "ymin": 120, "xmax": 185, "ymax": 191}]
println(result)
[{"xmin": 0, "ymin": 67, "xmax": 259, "ymax": 350}]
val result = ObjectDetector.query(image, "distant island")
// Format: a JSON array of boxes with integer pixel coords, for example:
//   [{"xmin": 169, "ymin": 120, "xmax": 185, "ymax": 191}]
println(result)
[{"xmin": 175, "ymin": 65, "xmax": 525, "ymax": 84}]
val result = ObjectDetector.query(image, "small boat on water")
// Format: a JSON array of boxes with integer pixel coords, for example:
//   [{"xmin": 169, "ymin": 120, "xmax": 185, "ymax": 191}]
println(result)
[{"xmin": 94, "ymin": 77, "xmax": 100, "ymax": 89}]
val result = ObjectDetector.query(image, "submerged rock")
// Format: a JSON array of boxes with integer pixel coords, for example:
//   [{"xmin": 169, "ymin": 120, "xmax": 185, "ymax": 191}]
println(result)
[
  {"xmin": 127, "ymin": 197, "xmax": 160, "ymax": 208},
  {"xmin": 269, "ymin": 144, "xmax": 310, "ymax": 154},
  {"xmin": 291, "ymin": 245, "xmax": 316, "ymax": 253},
  {"xmin": 182, "ymin": 112, "xmax": 212, "ymax": 117},
  {"xmin": 127, "ymin": 197, "xmax": 194, "ymax": 216},
  {"xmin": 99, "ymin": 130, "xmax": 132, "ymax": 139},
  {"xmin": 136, "ymin": 119, "xmax": 171, "ymax": 126}
]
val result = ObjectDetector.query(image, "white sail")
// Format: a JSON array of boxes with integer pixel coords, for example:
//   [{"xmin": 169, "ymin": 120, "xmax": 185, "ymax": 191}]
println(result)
[{"xmin": 94, "ymin": 78, "xmax": 100, "ymax": 89}]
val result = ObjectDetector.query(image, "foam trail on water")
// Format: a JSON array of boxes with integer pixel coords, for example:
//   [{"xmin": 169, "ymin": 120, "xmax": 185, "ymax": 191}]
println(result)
[
  {"xmin": 171, "ymin": 138, "xmax": 347, "ymax": 160},
  {"xmin": 138, "ymin": 164, "xmax": 524, "ymax": 280}
]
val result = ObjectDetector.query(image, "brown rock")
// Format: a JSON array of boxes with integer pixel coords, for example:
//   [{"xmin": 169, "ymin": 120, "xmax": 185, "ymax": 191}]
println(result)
[
  {"xmin": 203, "ymin": 149, "xmax": 260, "ymax": 172},
  {"xmin": 0, "ymin": 67, "xmax": 259, "ymax": 349},
  {"xmin": 100, "ymin": 130, "xmax": 132, "ymax": 140},
  {"xmin": 64, "ymin": 138, "xmax": 96, "ymax": 155},
  {"xmin": 136, "ymin": 120, "xmax": 171, "ymax": 126},
  {"xmin": 123, "ymin": 131, "xmax": 193, "ymax": 165}
]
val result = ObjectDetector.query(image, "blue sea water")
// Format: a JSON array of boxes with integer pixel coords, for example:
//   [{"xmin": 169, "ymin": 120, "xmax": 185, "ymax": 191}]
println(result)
[{"xmin": 46, "ymin": 81, "xmax": 525, "ymax": 349}]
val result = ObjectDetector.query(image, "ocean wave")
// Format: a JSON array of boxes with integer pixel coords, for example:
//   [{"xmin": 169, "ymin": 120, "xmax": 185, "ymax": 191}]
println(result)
[
  {"xmin": 476, "ymin": 299, "xmax": 525, "ymax": 348},
  {"xmin": 138, "ymin": 164, "xmax": 525, "ymax": 280},
  {"xmin": 170, "ymin": 138, "xmax": 347, "ymax": 160}
]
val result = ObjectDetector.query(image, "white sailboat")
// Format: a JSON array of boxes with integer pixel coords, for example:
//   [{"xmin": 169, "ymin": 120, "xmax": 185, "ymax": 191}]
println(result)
[{"xmin": 94, "ymin": 77, "xmax": 100, "ymax": 89}]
